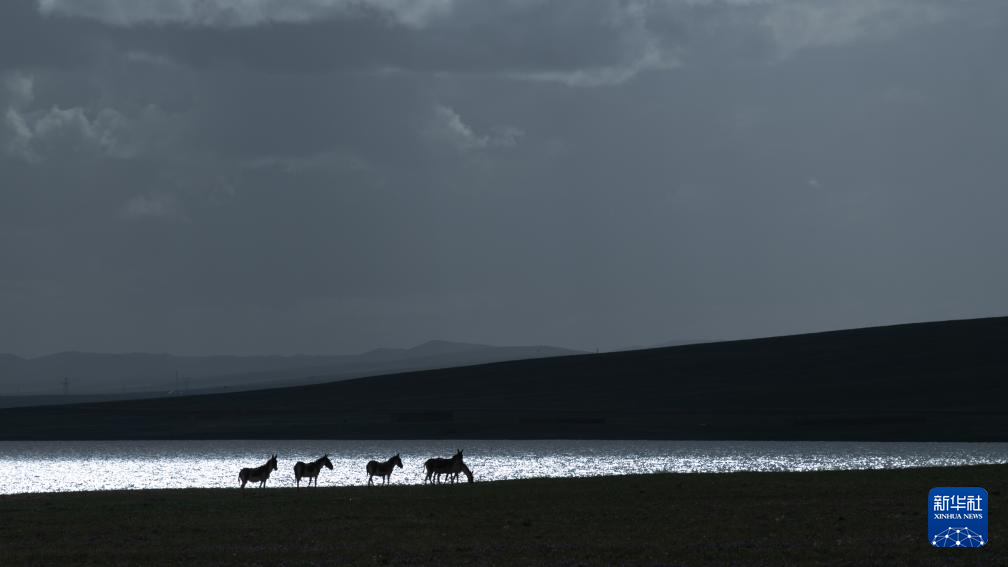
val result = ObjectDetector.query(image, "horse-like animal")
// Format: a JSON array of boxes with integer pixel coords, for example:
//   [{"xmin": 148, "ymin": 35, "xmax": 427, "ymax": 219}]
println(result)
[
  {"xmin": 239, "ymin": 454, "xmax": 278, "ymax": 489},
  {"xmin": 453, "ymin": 462, "xmax": 474, "ymax": 483},
  {"xmin": 440, "ymin": 461, "xmax": 476, "ymax": 483},
  {"xmin": 423, "ymin": 449, "xmax": 463, "ymax": 484},
  {"xmin": 294, "ymin": 454, "xmax": 333, "ymax": 489},
  {"xmin": 366, "ymin": 453, "xmax": 403, "ymax": 486}
]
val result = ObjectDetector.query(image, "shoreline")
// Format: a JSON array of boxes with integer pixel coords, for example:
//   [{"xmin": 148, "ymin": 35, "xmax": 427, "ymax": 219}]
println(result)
[
  {"xmin": 2, "ymin": 438, "xmax": 1005, "ymax": 495},
  {"xmin": 1, "ymin": 461, "xmax": 1006, "ymax": 497},
  {"xmin": 3, "ymin": 464, "xmax": 1004, "ymax": 565}
]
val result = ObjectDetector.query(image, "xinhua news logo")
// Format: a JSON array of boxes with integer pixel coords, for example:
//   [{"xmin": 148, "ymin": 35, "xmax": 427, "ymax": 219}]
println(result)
[{"xmin": 929, "ymin": 487, "xmax": 988, "ymax": 548}]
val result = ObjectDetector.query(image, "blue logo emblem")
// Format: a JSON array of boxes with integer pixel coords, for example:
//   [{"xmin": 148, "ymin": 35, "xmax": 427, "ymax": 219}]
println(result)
[{"xmin": 929, "ymin": 487, "xmax": 988, "ymax": 548}]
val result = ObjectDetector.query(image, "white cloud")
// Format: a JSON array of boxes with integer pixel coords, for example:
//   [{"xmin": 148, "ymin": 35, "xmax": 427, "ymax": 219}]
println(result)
[
  {"xmin": 511, "ymin": 43, "xmax": 680, "ymax": 87},
  {"xmin": 430, "ymin": 105, "xmax": 523, "ymax": 151},
  {"xmin": 3, "ymin": 104, "xmax": 136, "ymax": 161},
  {"xmin": 760, "ymin": 0, "xmax": 950, "ymax": 58},
  {"xmin": 634, "ymin": 1, "xmax": 955, "ymax": 67},
  {"xmin": 4, "ymin": 107, "xmax": 37, "ymax": 161},
  {"xmin": 36, "ymin": 0, "xmax": 455, "ymax": 28},
  {"xmin": 510, "ymin": 1, "xmax": 681, "ymax": 87},
  {"xmin": 492, "ymin": 126, "xmax": 524, "ymax": 149},
  {"xmin": 363, "ymin": 0, "xmax": 454, "ymax": 28},
  {"xmin": 435, "ymin": 105, "xmax": 487, "ymax": 150},
  {"xmin": 2, "ymin": 73, "xmax": 134, "ymax": 161},
  {"xmin": 2, "ymin": 72, "xmax": 180, "ymax": 162}
]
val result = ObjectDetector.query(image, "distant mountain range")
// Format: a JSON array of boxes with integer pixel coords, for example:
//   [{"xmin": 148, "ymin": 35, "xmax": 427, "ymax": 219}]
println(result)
[{"xmin": 0, "ymin": 340, "xmax": 584, "ymax": 407}]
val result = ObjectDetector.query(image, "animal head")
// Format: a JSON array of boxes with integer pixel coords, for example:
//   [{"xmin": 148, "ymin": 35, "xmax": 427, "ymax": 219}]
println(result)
[
  {"xmin": 322, "ymin": 454, "xmax": 333, "ymax": 470},
  {"xmin": 453, "ymin": 449, "xmax": 464, "ymax": 461},
  {"xmin": 268, "ymin": 454, "xmax": 278, "ymax": 470},
  {"xmin": 393, "ymin": 453, "xmax": 403, "ymax": 468}
]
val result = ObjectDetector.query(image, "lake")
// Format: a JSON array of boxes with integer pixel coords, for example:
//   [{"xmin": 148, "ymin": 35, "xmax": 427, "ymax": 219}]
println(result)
[{"xmin": 1, "ymin": 440, "xmax": 1006, "ymax": 495}]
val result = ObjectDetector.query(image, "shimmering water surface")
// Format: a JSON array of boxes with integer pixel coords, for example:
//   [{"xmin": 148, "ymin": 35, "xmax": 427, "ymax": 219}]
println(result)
[{"xmin": 1, "ymin": 440, "xmax": 1006, "ymax": 495}]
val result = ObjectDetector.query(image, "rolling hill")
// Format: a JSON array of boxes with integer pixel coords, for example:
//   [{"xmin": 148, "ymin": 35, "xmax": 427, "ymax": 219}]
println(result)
[{"xmin": 1, "ymin": 317, "xmax": 1006, "ymax": 441}]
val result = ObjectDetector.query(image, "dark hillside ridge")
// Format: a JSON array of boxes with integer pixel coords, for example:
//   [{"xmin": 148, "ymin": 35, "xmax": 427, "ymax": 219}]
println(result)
[{"xmin": 1, "ymin": 316, "xmax": 1006, "ymax": 440}]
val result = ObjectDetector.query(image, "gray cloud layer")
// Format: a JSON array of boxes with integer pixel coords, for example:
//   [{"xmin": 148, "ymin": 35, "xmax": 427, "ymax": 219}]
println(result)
[{"xmin": 2, "ymin": 0, "xmax": 1007, "ymax": 358}]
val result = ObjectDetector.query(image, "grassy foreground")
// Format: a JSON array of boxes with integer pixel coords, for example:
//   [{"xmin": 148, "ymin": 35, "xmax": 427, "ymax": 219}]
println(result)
[{"xmin": 1, "ymin": 465, "xmax": 1005, "ymax": 566}]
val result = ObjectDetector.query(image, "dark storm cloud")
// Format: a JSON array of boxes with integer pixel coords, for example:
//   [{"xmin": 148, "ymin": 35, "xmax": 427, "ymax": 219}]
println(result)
[
  {"xmin": 36, "ymin": 1, "xmax": 663, "ymax": 73},
  {"xmin": 28, "ymin": 0, "xmax": 977, "ymax": 80},
  {"xmin": 2, "ymin": 0, "xmax": 1007, "ymax": 358}
]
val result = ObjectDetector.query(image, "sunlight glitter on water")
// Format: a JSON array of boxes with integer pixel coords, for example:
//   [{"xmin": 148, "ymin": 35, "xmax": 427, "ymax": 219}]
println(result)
[{"xmin": 1, "ymin": 440, "xmax": 1006, "ymax": 494}]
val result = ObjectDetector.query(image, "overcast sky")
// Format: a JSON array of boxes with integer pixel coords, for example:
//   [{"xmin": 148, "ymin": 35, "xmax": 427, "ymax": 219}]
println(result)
[{"xmin": 2, "ymin": 0, "xmax": 1007, "ymax": 357}]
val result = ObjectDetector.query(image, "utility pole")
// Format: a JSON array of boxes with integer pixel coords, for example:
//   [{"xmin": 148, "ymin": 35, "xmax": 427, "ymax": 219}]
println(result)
[{"xmin": 175, "ymin": 370, "xmax": 180, "ymax": 395}]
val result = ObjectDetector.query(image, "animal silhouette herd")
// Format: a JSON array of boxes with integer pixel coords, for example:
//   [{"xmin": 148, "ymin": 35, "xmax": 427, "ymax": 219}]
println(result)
[{"xmin": 238, "ymin": 449, "xmax": 473, "ymax": 489}]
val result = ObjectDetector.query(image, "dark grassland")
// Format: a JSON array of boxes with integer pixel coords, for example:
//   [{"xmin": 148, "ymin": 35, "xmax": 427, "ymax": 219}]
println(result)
[
  {"xmin": 2, "ymin": 316, "xmax": 1007, "ymax": 441},
  {"xmin": 1, "ymin": 465, "xmax": 1004, "ymax": 566}
]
